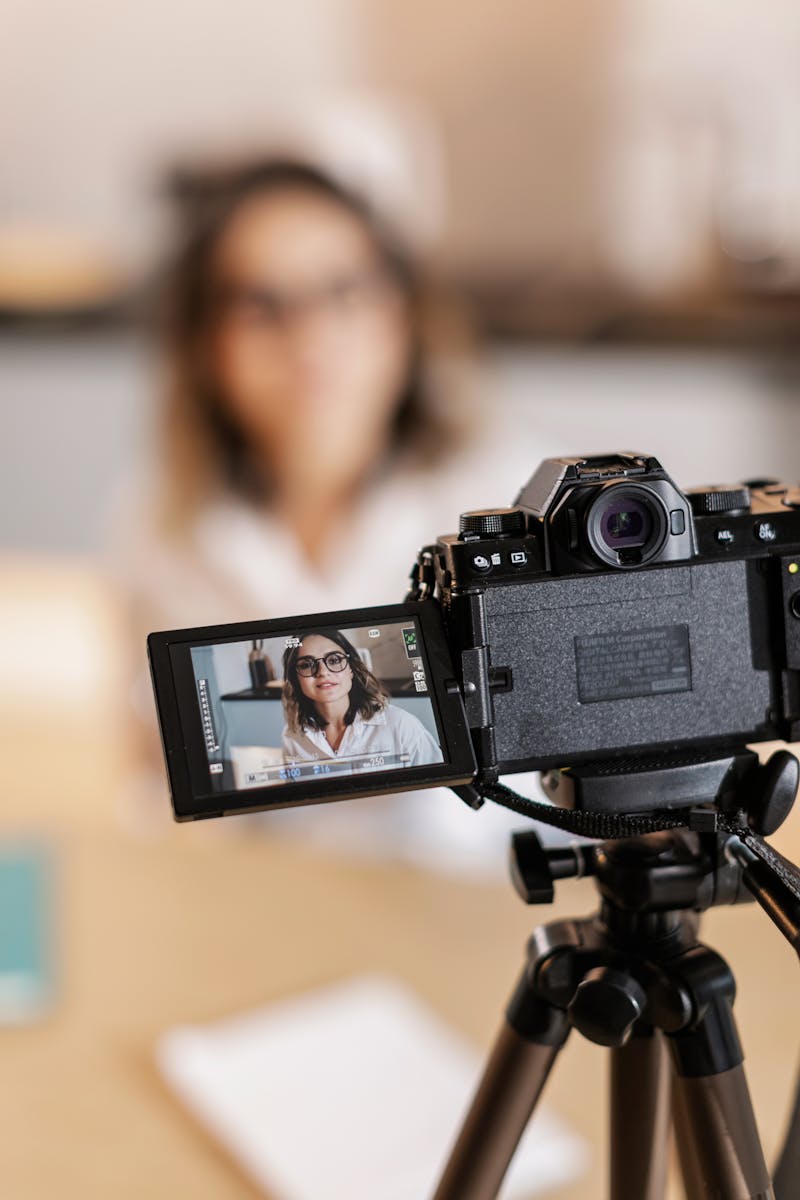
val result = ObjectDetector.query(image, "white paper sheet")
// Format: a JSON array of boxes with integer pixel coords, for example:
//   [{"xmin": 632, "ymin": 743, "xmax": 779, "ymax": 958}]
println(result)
[{"xmin": 157, "ymin": 974, "xmax": 589, "ymax": 1200}]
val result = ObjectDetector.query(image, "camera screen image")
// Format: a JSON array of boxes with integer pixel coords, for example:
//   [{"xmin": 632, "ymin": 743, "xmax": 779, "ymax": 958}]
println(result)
[{"xmin": 188, "ymin": 618, "xmax": 444, "ymax": 795}]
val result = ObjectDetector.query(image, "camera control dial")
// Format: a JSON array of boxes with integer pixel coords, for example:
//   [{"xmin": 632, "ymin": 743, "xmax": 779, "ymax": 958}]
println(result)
[
  {"xmin": 459, "ymin": 508, "xmax": 526, "ymax": 539},
  {"xmin": 781, "ymin": 487, "xmax": 800, "ymax": 509},
  {"xmin": 687, "ymin": 486, "xmax": 751, "ymax": 516}
]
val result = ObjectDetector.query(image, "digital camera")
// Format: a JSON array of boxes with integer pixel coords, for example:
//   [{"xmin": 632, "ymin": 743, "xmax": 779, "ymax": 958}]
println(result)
[{"xmin": 149, "ymin": 452, "xmax": 800, "ymax": 820}]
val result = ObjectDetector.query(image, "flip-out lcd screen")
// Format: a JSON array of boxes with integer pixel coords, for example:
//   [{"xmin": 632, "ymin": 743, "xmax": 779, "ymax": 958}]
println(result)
[{"xmin": 148, "ymin": 603, "xmax": 475, "ymax": 820}]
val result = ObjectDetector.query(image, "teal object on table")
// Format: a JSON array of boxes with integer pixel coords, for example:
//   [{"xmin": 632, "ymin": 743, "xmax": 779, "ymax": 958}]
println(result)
[{"xmin": 0, "ymin": 843, "xmax": 54, "ymax": 1022}]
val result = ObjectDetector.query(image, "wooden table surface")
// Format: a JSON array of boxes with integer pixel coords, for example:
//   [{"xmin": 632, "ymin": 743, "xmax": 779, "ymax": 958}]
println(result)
[{"xmin": 2, "ymin": 712, "xmax": 800, "ymax": 1200}]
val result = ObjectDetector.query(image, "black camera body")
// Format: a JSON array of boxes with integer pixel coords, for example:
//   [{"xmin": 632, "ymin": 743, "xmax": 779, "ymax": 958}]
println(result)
[
  {"xmin": 431, "ymin": 453, "xmax": 800, "ymax": 784},
  {"xmin": 149, "ymin": 451, "xmax": 800, "ymax": 822}
]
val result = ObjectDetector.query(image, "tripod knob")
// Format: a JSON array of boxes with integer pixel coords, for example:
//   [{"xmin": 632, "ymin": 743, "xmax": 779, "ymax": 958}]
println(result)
[
  {"xmin": 568, "ymin": 967, "xmax": 647, "ymax": 1048},
  {"xmin": 748, "ymin": 750, "xmax": 799, "ymax": 836},
  {"xmin": 510, "ymin": 831, "xmax": 597, "ymax": 904}
]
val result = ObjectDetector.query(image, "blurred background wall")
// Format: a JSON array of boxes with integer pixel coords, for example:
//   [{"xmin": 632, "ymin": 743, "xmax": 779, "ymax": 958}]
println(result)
[
  {"xmin": 4, "ymin": 0, "xmax": 800, "ymax": 555},
  {"xmin": 4, "ymin": 0, "xmax": 607, "ymax": 273}
]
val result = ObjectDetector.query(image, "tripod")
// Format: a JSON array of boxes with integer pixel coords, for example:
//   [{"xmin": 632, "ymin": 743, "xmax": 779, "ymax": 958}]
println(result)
[{"xmin": 434, "ymin": 751, "xmax": 800, "ymax": 1200}]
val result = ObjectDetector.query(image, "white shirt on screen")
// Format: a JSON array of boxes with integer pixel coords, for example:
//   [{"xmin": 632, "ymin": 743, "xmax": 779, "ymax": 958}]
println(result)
[{"xmin": 282, "ymin": 705, "xmax": 443, "ymax": 769}]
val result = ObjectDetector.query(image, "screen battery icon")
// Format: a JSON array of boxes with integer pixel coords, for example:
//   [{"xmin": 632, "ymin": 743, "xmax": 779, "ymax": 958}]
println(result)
[{"xmin": 402, "ymin": 627, "xmax": 418, "ymax": 658}]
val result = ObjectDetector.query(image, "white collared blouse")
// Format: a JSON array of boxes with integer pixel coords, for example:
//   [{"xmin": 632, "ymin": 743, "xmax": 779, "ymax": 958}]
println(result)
[{"xmin": 282, "ymin": 704, "xmax": 443, "ymax": 770}]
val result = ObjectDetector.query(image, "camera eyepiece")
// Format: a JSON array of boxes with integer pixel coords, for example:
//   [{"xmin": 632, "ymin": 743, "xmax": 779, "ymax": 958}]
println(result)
[
  {"xmin": 515, "ymin": 453, "xmax": 695, "ymax": 574},
  {"xmin": 586, "ymin": 485, "xmax": 668, "ymax": 569}
]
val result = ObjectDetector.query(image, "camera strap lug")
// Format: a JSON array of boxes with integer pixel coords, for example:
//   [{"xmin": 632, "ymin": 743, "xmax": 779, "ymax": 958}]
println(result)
[
  {"xmin": 461, "ymin": 646, "xmax": 492, "ymax": 728},
  {"xmin": 406, "ymin": 545, "xmax": 437, "ymax": 602}
]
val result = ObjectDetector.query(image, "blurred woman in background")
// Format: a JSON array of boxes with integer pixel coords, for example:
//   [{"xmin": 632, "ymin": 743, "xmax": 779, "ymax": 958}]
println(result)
[
  {"xmin": 112, "ymin": 152, "xmax": 538, "ymax": 865},
  {"xmin": 116, "ymin": 157, "xmax": 473, "ymax": 649}
]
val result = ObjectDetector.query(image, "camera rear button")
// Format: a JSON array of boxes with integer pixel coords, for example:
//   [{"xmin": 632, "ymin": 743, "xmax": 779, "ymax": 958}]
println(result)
[
  {"xmin": 509, "ymin": 550, "xmax": 529, "ymax": 568},
  {"xmin": 470, "ymin": 553, "xmax": 493, "ymax": 573},
  {"xmin": 715, "ymin": 528, "xmax": 735, "ymax": 547},
  {"xmin": 669, "ymin": 509, "xmax": 686, "ymax": 535},
  {"xmin": 755, "ymin": 521, "xmax": 778, "ymax": 543}
]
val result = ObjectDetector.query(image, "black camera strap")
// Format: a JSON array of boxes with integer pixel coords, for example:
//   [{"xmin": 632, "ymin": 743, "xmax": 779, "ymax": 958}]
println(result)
[{"xmin": 483, "ymin": 780, "xmax": 689, "ymax": 839}]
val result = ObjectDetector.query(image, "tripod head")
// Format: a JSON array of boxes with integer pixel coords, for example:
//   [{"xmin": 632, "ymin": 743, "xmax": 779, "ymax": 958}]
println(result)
[
  {"xmin": 540, "ymin": 747, "xmax": 799, "ymax": 834},
  {"xmin": 498, "ymin": 747, "xmax": 800, "ymax": 959}
]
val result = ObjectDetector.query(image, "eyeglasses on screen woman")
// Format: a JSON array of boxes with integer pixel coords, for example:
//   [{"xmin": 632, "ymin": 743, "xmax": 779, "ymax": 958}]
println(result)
[{"xmin": 295, "ymin": 651, "xmax": 351, "ymax": 677}]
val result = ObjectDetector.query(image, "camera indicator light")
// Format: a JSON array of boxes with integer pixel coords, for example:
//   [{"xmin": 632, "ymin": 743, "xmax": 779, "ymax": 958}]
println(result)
[{"xmin": 789, "ymin": 563, "xmax": 799, "ymax": 575}]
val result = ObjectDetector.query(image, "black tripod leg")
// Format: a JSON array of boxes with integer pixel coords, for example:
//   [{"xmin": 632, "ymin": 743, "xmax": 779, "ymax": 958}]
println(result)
[
  {"xmin": 668, "ymin": 982, "xmax": 773, "ymax": 1200},
  {"xmin": 672, "ymin": 1065, "xmax": 772, "ymax": 1200},
  {"xmin": 432, "ymin": 967, "xmax": 569, "ymax": 1200},
  {"xmin": 772, "ymin": 1056, "xmax": 800, "ymax": 1198},
  {"xmin": 672, "ymin": 1074, "xmax": 707, "ymax": 1200},
  {"xmin": 610, "ymin": 1029, "xmax": 671, "ymax": 1200}
]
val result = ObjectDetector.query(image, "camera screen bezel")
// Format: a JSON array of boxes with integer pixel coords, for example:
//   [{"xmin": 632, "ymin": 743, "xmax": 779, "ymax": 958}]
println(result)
[{"xmin": 148, "ymin": 601, "xmax": 476, "ymax": 821}]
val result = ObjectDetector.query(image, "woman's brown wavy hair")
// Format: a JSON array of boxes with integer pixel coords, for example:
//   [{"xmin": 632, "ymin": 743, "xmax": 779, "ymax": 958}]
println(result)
[
  {"xmin": 282, "ymin": 628, "xmax": 389, "ymax": 735},
  {"xmin": 157, "ymin": 157, "xmax": 466, "ymax": 534}
]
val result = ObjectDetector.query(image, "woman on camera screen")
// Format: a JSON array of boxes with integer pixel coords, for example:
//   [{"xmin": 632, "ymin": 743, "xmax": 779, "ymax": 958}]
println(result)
[{"xmin": 281, "ymin": 630, "xmax": 443, "ymax": 770}]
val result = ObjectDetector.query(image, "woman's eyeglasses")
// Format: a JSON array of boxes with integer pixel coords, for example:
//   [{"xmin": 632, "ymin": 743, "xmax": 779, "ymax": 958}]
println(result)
[
  {"xmin": 215, "ymin": 268, "xmax": 393, "ymax": 333},
  {"xmin": 295, "ymin": 651, "xmax": 350, "ymax": 678}
]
